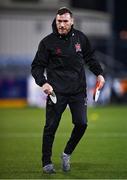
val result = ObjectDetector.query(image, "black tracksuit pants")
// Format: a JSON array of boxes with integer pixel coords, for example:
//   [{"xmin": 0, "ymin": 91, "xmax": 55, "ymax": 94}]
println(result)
[{"xmin": 42, "ymin": 92, "xmax": 88, "ymax": 166}]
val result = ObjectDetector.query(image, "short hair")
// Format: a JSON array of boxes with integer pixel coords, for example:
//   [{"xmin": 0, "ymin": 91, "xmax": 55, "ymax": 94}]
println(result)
[{"xmin": 56, "ymin": 7, "xmax": 73, "ymax": 17}]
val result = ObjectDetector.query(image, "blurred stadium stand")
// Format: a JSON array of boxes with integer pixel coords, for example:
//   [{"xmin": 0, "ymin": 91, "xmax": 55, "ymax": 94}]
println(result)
[{"xmin": 0, "ymin": 0, "xmax": 127, "ymax": 107}]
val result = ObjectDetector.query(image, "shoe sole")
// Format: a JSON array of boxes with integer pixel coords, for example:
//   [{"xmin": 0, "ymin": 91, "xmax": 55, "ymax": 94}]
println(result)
[{"xmin": 43, "ymin": 170, "xmax": 56, "ymax": 174}]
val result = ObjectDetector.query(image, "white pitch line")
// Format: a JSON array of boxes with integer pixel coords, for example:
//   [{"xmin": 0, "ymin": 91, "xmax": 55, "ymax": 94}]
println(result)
[
  {"xmin": 0, "ymin": 132, "xmax": 41, "ymax": 138},
  {"xmin": 0, "ymin": 132, "xmax": 127, "ymax": 138},
  {"xmin": 87, "ymin": 132, "xmax": 127, "ymax": 138}
]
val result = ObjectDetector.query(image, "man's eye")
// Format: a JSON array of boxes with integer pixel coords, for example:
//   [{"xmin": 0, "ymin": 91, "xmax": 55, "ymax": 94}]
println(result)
[
  {"xmin": 64, "ymin": 20, "xmax": 68, "ymax": 23},
  {"xmin": 58, "ymin": 20, "xmax": 68, "ymax": 23}
]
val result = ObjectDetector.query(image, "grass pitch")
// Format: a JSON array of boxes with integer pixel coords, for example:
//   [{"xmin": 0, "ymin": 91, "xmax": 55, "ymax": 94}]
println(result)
[{"xmin": 0, "ymin": 105, "xmax": 127, "ymax": 179}]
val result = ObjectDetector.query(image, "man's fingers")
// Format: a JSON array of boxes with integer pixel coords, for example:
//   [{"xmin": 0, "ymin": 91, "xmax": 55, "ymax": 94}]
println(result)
[
  {"xmin": 43, "ymin": 89, "xmax": 50, "ymax": 94},
  {"xmin": 97, "ymin": 81, "xmax": 104, "ymax": 90},
  {"xmin": 42, "ymin": 83, "xmax": 53, "ymax": 95},
  {"xmin": 97, "ymin": 75, "xmax": 105, "ymax": 90}
]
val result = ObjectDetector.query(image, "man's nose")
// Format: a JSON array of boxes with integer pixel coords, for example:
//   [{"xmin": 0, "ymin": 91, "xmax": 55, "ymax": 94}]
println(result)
[{"xmin": 60, "ymin": 22, "xmax": 65, "ymax": 27}]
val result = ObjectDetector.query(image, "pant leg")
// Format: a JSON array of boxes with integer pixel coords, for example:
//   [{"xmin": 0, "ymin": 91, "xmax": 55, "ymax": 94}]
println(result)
[
  {"xmin": 42, "ymin": 94, "xmax": 67, "ymax": 166},
  {"xmin": 64, "ymin": 92, "xmax": 87, "ymax": 155}
]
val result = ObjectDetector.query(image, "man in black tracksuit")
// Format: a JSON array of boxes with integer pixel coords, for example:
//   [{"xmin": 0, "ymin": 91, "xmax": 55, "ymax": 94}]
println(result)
[{"xmin": 31, "ymin": 7, "xmax": 105, "ymax": 173}]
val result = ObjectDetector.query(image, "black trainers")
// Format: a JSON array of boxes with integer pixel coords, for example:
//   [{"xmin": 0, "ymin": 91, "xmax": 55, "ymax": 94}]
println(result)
[
  {"xmin": 61, "ymin": 152, "xmax": 71, "ymax": 172},
  {"xmin": 43, "ymin": 164, "xmax": 56, "ymax": 174}
]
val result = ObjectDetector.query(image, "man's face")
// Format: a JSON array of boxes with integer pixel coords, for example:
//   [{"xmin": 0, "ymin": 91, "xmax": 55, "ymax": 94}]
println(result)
[{"xmin": 56, "ymin": 13, "xmax": 73, "ymax": 35}]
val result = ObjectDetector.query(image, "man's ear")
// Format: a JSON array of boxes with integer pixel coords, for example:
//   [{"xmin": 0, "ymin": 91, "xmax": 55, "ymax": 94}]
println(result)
[{"xmin": 71, "ymin": 18, "xmax": 74, "ymax": 25}]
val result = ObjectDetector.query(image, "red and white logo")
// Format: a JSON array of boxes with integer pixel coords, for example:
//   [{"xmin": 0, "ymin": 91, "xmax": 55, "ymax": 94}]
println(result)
[
  {"xmin": 56, "ymin": 47, "xmax": 62, "ymax": 55},
  {"xmin": 75, "ymin": 43, "xmax": 82, "ymax": 52}
]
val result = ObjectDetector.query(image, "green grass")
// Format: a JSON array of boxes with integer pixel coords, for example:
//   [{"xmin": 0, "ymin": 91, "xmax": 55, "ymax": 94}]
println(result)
[{"xmin": 0, "ymin": 105, "xmax": 127, "ymax": 179}]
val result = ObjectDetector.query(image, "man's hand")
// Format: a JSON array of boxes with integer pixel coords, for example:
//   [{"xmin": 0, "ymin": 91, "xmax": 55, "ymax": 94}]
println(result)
[
  {"xmin": 96, "ymin": 75, "xmax": 105, "ymax": 90},
  {"xmin": 42, "ymin": 83, "xmax": 53, "ymax": 95}
]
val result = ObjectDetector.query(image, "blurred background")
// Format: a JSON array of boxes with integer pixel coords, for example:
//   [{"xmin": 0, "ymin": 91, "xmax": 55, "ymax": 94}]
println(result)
[{"xmin": 0, "ymin": 0, "xmax": 127, "ymax": 108}]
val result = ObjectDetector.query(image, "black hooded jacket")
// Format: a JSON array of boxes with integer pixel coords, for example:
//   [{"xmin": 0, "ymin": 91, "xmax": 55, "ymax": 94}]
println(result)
[{"xmin": 31, "ymin": 19, "xmax": 103, "ymax": 95}]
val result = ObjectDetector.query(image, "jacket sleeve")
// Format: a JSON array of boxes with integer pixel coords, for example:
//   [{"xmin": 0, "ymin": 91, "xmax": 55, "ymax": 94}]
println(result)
[
  {"xmin": 82, "ymin": 35, "xmax": 103, "ymax": 76},
  {"xmin": 31, "ymin": 40, "xmax": 49, "ymax": 87}
]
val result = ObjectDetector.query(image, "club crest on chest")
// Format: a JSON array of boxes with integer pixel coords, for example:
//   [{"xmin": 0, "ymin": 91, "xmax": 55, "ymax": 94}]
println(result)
[
  {"xmin": 75, "ymin": 43, "xmax": 82, "ymax": 52},
  {"xmin": 56, "ymin": 47, "xmax": 62, "ymax": 55}
]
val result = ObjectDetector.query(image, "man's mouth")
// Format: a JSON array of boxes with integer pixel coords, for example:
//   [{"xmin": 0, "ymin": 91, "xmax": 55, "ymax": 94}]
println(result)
[
  {"xmin": 58, "ymin": 28, "xmax": 67, "ymax": 34},
  {"xmin": 59, "ymin": 27, "xmax": 65, "ymax": 30}
]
